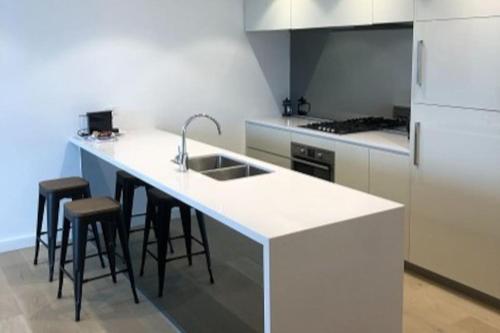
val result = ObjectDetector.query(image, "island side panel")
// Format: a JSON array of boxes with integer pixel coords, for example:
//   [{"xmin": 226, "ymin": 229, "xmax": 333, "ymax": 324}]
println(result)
[{"xmin": 268, "ymin": 208, "xmax": 404, "ymax": 333}]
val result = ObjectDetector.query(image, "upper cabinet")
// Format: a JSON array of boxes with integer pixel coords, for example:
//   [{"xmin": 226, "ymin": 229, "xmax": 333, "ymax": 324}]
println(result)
[
  {"xmin": 373, "ymin": 0, "xmax": 414, "ymax": 24},
  {"xmin": 413, "ymin": 17, "xmax": 500, "ymax": 111},
  {"xmin": 244, "ymin": 0, "xmax": 291, "ymax": 31},
  {"xmin": 291, "ymin": 0, "xmax": 372, "ymax": 29},
  {"xmin": 245, "ymin": 0, "xmax": 415, "ymax": 31},
  {"xmin": 415, "ymin": 0, "xmax": 500, "ymax": 21}
]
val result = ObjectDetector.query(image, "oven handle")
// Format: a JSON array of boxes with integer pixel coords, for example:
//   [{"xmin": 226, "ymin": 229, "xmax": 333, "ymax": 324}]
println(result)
[{"xmin": 291, "ymin": 157, "xmax": 330, "ymax": 171}]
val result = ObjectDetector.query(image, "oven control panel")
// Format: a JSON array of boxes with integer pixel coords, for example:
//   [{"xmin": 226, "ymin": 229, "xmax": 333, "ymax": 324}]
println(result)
[{"xmin": 291, "ymin": 143, "xmax": 334, "ymax": 163}]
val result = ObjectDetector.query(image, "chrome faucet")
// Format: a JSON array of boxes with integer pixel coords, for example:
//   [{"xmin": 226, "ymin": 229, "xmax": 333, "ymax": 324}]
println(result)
[{"xmin": 176, "ymin": 113, "xmax": 222, "ymax": 172}]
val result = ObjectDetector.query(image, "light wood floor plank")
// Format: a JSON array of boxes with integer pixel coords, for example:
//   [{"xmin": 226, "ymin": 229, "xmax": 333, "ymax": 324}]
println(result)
[{"xmin": 1, "ymin": 247, "xmax": 499, "ymax": 332}]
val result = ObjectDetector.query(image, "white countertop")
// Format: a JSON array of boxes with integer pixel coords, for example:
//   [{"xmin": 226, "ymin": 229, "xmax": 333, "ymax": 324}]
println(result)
[
  {"xmin": 247, "ymin": 116, "xmax": 410, "ymax": 155},
  {"xmin": 71, "ymin": 129, "xmax": 402, "ymax": 244}
]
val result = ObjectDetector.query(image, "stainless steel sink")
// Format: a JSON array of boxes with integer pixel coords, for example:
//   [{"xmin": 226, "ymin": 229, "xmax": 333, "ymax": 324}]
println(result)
[
  {"xmin": 185, "ymin": 154, "xmax": 271, "ymax": 181},
  {"xmin": 202, "ymin": 165, "xmax": 269, "ymax": 181},
  {"xmin": 188, "ymin": 155, "xmax": 243, "ymax": 172}
]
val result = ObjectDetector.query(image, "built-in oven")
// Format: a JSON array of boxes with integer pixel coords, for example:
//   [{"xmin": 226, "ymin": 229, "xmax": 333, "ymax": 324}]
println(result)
[{"xmin": 291, "ymin": 142, "xmax": 335, "ymax": 182}]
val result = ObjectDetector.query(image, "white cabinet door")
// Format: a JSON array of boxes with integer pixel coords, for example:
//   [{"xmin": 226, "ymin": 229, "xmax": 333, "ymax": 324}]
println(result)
[
  {"xmin": 335, "ymin": 142, "xmax": 370, "ymax": 192},
  {"xmin": 370, "ymin": 150, "xmax": 411, "ymax": 259},
  {"xmin": 246, "ymin": 123, "xmax": 291, "ymax": 158},
  {"xmin": 291, "ymin": 0, "xmax": 372, "ymax": 29},
  {"xmin": 245, "ymin": 0, "xmax": 291, "ymax": 31},
  {"xmin": 409, "ymin": 104, "xmax": 500, "ymax": 298},
  {"xmin": 413, "ymin": 18, "xmax": 500, "ymax": 112},
  {"xmin": 416, "ymin": 0, "xmax": 500, "ymax": 21},
  {"xmin": 373, "ymin": 0, "xmax": 414, "ymax": 24},
  {"xmin": 246, "ymin": 147, "xmax": 291, "ymax": 168}
]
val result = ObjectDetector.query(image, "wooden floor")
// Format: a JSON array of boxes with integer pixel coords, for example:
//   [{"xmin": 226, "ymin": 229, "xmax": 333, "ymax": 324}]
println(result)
[{"xmin": 1, "ymin": 246, "xmax": 499, "ymax": 332}]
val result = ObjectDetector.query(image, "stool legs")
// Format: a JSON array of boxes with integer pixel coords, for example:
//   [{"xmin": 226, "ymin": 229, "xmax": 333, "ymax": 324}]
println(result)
[
  {"xmin": 57, "ymin": 218, "xmax": 71, "ymax": 299},
  {"xmin": 83, "ymin": 186, "xmax": 106, "ymax": 269},
  {"xmin": 179, "ymin": 205, "xmax": 193, "ymax": 266},
  {"xmin": 196, "ymin": 211, "xmax": 215, "ymax": 284},
  {"xmin": 101, "ymin": 222, "xmax": 117, "ymax": 284},
  {"xmin": 157, "ymin": 205, "xmax": 172, "ymax": 298},
  {"xmin": 34, "ymin": 194, "xmax": 46, "ymax": 265},
  {"xmin": 90, "ymin": 223, "xmax": 106, "ymax": 269},
  {"xmin": 140, "ymin": 199, "xmax": 155, "ymax": 276},
  {"xmin": 46, "ymin": 195, "xmax": 60, "ymax": 282},
  {"xmin": 116, "ymin": 214, "xmax": 139, "ymax": 304},
  {"xmin": 120, "ymin": 183, "xmax": 135, "ymax": 241},
  {"xmin": 73, "ymin": 220, "xmax": 88, "ymax": 322}
]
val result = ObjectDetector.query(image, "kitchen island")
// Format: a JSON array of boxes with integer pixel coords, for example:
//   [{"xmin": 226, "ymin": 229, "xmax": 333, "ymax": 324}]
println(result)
[{"xmin": 70, "ymin": 129, "xmax": 404, "ymax": 333}]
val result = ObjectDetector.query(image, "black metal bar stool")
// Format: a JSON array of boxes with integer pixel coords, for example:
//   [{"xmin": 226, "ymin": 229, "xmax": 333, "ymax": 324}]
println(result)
[
  {"xmin": 140, "ymin": 188, "xmax": 214, "ymax": 297},
  {"xmin": 57, "ymin": 197, "xmax": 139, "ymax": 321},
  {"xmin": 114, "ymin": 170, "xmax": 148, "ymax": 238},
  {"xmin": 115, "ymin": 170, "xmax": 174, "ymax": 251},
  {"xmin": 34, "ymin": 177, "xmax": 105, "ymax": 282}
]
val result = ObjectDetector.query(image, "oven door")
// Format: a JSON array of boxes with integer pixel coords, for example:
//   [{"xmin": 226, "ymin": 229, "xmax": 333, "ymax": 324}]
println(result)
[{"xmin": 291, "ymin": 157, "xmax": 333, "ymax": 182}]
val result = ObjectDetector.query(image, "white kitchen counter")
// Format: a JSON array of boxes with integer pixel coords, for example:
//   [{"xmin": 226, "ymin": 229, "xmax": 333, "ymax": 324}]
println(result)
[
  {"xmin": 247, "ymin": 116, "xmax": 410, "ymax": 155},
  {"xmin": 70, "ymin": 129, "xmax": 404, "ymax": 333}
]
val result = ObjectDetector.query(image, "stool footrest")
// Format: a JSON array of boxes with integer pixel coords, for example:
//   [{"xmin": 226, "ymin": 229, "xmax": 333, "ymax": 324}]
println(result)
[
  {"xmin": 40, "ymin": 237, "xmax": 99, "ymax": 251},
  {"xmin": 61, "ymin": 267, "xmax": 129, "ymax": 283},
  {"xmin": 63, "ymin": 251, "xmax": 107, "ymax": 264},
  {"xmin": 146, "ymin": 249, "xmax": 206, "ymax": 263}
]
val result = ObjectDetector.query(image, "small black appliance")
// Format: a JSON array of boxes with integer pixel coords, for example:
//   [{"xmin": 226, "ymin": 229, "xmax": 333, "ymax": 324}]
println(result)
[
  {"xmin": 282, "ymin": 98, "xmax": 293, "ymax": 117},
  {"xmin": 297, "ymin": 97, "xmax": 311, "ymax": 116}
]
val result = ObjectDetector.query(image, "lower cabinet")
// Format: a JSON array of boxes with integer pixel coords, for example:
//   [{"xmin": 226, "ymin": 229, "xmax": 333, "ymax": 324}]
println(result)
[
  {"xmin": 246, "ymin": 147, "xmax": 291, "ymax": 169},
  {"xmin": 335, "ymin": 142, "xmax": 370, "ymax": 192},
  {"xmin": 246, "ymin": 122, "xmax": 411, "ymax": 259},
  {"xmin": 369, "ymin": 150, "xmax": 411, "ymax": 259}
]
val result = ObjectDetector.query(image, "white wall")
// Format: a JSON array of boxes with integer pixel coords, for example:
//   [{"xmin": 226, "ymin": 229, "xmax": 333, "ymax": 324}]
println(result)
[
  {"xmin": 291, "ymin": 28, "xmax": 412, "ymax": 119},
  {"xmin": 0, "ymin": 0, "xmax": 290, "ymax": 252}
]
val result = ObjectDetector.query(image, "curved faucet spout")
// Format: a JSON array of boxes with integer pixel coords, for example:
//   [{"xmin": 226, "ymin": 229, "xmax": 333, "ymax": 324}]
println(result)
[{"xmin": 177, "ymin": 114, "xmax": 222, "ymax": 172}]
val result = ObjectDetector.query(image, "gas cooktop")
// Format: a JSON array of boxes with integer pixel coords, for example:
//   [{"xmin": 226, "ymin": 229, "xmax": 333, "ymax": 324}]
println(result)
[{"xmin": 299, "ymin": 117, "xmax": 407, "ymax": 135}]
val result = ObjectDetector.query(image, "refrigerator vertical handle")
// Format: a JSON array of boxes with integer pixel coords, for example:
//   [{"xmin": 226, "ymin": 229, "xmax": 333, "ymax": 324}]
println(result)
[
  {"xmin": 414, "ymin": 122, "xmax": 421, "ymax": 167},
  {"xmin": 416, "ymin": 40, "xmax": 424, "ymax": 87}
]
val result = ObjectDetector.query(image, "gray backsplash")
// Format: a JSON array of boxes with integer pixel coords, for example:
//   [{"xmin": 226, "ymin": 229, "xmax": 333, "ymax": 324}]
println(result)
[{"xmin": 291, "ymin": 27, "xmax": 413, "ymax": 120}]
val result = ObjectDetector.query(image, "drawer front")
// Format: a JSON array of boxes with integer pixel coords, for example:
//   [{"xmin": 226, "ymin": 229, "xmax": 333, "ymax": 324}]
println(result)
[
  {"xmin": 246, "ymin": 123, "xmax": 291, "ymax": 157},
  {"xmin": 291, "ymin": 132, "xmax": 335, "ymax": 151}
]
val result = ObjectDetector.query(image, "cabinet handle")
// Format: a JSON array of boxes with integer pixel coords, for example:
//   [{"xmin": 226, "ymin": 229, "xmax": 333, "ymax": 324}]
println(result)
[
  {"xmin": 414, "ymin": 122, "xmax": 421, "ymax": 167},
  {"xmin": 416, "ymin": 40, "xmax": 424, "ymax": 87}
]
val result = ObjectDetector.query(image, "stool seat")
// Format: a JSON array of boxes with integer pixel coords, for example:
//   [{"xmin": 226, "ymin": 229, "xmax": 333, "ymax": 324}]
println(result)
[
  {"xmin": 35, "ymin": 177, "xmax": 105, "ymax": 281},
  {"xmin": 147, "ymin": 187, "xmax": 179, "ymax": 204},
  {"xmin": 58, "ymin": 196, "xmax": 139, "ymax": 321},
  {"xmin": 116, "ymin": 170, "xmax": 147, "ymax": 187},
  {"xmin": 39, "ymin": 177, "xmax": 88, "ymax": 196},
  {"xmin": 65, "ymin": 197, "xmax": 120, "ymax": 219}
]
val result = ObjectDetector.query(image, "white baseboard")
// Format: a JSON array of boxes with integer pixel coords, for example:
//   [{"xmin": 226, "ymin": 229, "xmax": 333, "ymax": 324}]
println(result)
[{"xmin": 0, "ymin": 234, "xmax": 35, "ymax": 254}]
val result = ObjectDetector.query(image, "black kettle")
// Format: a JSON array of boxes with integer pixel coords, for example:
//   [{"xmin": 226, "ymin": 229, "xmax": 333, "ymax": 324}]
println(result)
[{"xmin": 297, "ymin": 97, "xmax": 311, "ymax": 116}]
